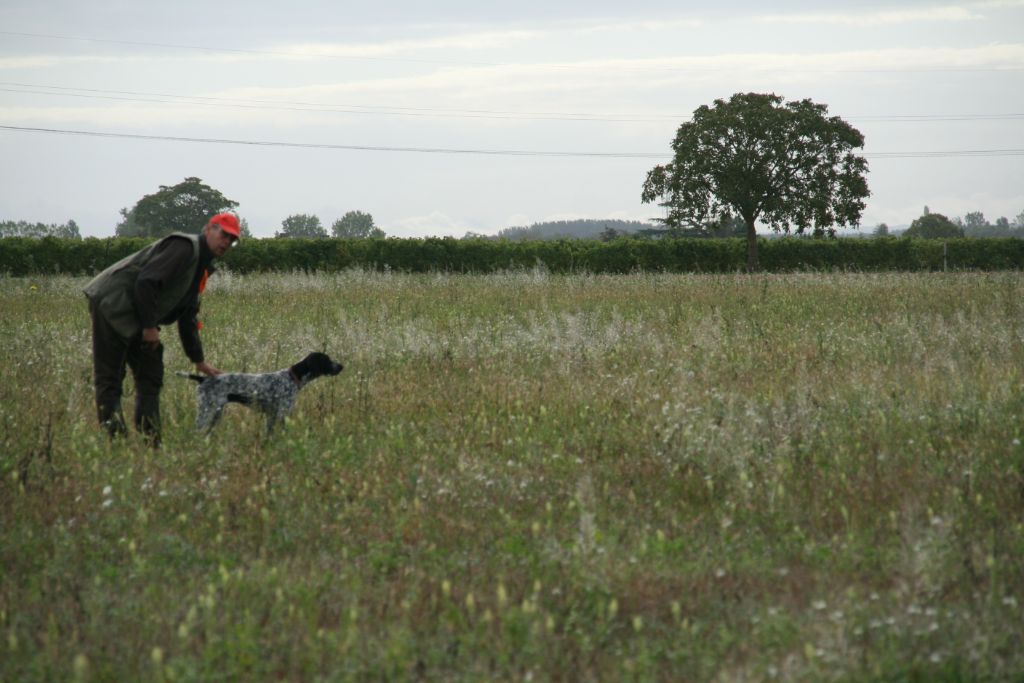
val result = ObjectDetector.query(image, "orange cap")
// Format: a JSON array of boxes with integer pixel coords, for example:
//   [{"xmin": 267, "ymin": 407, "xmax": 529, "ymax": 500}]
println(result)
[{"xmin": 208, "ymin": 212, "xmax": 241, "ymax": 238}]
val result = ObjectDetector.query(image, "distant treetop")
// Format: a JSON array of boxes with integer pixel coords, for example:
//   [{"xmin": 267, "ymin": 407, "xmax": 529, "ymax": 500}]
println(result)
[{"xmin": 117, "ymin": 177, "xmax": 238, "ymax": 238}]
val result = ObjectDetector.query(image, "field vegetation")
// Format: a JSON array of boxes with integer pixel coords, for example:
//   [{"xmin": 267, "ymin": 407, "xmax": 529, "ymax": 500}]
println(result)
[{"xmin": 2, "ymin": 270, "xmax": 1023, "ymax": 681}]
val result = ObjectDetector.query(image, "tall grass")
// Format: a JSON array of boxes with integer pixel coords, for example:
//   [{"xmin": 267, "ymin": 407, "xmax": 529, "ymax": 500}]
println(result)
[{"xmin": 1, "ymin": 270, "xmax": 1023, "ymax": 681}]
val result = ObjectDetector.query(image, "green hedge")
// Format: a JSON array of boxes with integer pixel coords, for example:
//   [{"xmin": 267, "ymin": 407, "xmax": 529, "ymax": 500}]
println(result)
[
  {"xmin": 0, "ymin": 237, "xmax": 152, "ymax": 276},
  {"xmin": 2, "ymin": 236, "xmax": 1023, "ymax": 276}
]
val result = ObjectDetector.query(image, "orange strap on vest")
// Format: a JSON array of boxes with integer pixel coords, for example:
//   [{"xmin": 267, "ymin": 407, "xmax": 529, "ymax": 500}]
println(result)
[{"xmin": 196, "ymin": 269, "xmax": 209, "ymax": 331}]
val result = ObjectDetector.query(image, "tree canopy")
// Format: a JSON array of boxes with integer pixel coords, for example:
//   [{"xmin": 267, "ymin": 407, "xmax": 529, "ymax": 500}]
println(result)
[
  {"xmin": 0, "ymin": 219, "xmax": 81, "ymax": 239},
  {"xmin": 903, "ymin": 212, "xmax": 964, "ymax": 239},
  {"xmin": 641, "ymin": 92, "xmax": 870, "ymax": 270},
  {"xmin": 961, "ymin": 211, "xmax": 987, "ymax": 230},
  {"xmin": 332, "ymin": 211, "xmax": 384, "ymax": 238},
  {"xmin": 951, "ymin": 210, "xmax": 1024, "ymax": 238},
  {"xmin": 238, "ymin": 217, "xmax": 254, "ymax": 240},
  {"xmin": 116, "ymin": 177, "xmax": 238, "ymax": 238},
  {"xmin": 276, "ymin": 214, "xmax": 327, "ymax": 239}
]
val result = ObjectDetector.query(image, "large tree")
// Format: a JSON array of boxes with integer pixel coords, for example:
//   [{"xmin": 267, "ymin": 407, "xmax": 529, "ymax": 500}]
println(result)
[
  {"xmin": 116, "ymin": 177, "xmax": 238, "ymax": 237},
  {"xmin": 276, "ymin": 214, "xmax": 327, "ymax": 238},
  {"xmin": 961, "ymin": 211, "xmax": 987, "ymax": 230},
  {"xmin": 331, "ymin": 210, "xmax": 384, "ymax": 238},
  {"xmin": 238, "ymin": 217, "xmax": 254, "ymax": 240},
  {"xmin": 903, "ymin": 212, "xmax": 964, "ymax": 239},
  {"xmin": 642, "ymin": 92, "xmax": 870, "ymax": 271}
]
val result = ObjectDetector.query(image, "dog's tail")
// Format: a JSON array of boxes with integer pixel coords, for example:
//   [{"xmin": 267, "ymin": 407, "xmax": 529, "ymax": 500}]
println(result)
[{"xmin": 175, "ymin": 371, "xmax": 208, "ymax": 384}]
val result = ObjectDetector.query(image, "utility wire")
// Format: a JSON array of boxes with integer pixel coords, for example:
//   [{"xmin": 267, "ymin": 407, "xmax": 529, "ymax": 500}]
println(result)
[
  {"xmin": 3, "ymin": 82, "xmax": 1023, "ymax": 124},
  {"xmin": 3, "ymin": 124, "xmax": 1022, "ymax": 159},
  {"xmin": 0, "ymin": 124, "xmax": 667, "ymax": 157},
  {"xmin": 0, "ymin": 83, "xmax": 674, "ymax": 122}
]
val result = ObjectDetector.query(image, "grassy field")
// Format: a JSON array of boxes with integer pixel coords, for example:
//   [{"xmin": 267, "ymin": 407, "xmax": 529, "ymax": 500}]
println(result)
[{"xmin": 1, "ymin": 269, "xmax": 1023, "ymax": 681}]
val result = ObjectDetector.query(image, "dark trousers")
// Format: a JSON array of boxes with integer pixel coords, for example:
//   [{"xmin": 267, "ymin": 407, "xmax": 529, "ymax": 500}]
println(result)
[{"xmin": 89, "ymin": 301, "xmax": 164, "ymax": 443}]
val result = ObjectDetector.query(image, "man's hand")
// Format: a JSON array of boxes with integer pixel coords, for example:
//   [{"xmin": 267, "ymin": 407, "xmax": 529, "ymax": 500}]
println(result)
[
  {"xmin": 142, "ymin": 327, "xmax": 161, "ymax": 349},
  {"xmin": 195, "ymin": 361, "xmax": 222, "ymax": 377}
]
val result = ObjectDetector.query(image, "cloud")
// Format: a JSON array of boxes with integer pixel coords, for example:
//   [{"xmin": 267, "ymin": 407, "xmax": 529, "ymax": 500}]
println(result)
[
  {"xmin": 0, "ymin": 17, "xmax": 707, "ymax": 71},
  {"xmin": 566, "ymin": 17, "xmax": 704, "ymax": 34},
  {"xmin": 271, "ymin": 18, "xmax": 704, "ymax": 59},
  {"xmin": 756, "ymin": 6, "xmax": 984, "ymax": 26},
  {"xmin": 3, "ymin": 42, "xmax": 1021, "ymax": 131},
  {"xmin": 231, "ymin": 43, "xmax": 1024, "ymax": 99},
  {"xmin": 276, "ymin": 29, "xmax": 545, "ymax": 60},
  {"xmin": 972, "ymin": 0, "xmax": 1024, "ymax": 7}
]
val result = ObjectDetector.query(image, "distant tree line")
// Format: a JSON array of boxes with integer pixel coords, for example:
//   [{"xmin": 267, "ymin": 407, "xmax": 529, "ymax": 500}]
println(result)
[
  {"xmin": 275, "ymin": 211, "xmax": 385, "ymax": 239},
  {"xmin": 475, "ymin": 219, "xmax": 663, "ymax": 241},
  {"xmin": 10, "ymin": 207, "xmax": 1023, "ymax": 243},
  {"xmin": 879, "ymin": 206, "xmax": 1024, "ymax": 240},
  {"xmin": 475, "ymin": 217, "xmax": 749, "ymax": 242},
  {"xmin": 5, "ymin": 173, "xmax": 1022, "ymax": 245},
  {"xmin": 479, "ymin": 209, "xmax": 1024, "ymax": 243},
  {"xmin": 111, "ymin": 177, "xmax": 382, "ymax": 240},
  {"xmin": 0, "ymin": 220, "xmax": 81, "ymax": 239},
  {"xmin": 955, "ymin": 210, "xmax": 1024, "ymax": 238}
]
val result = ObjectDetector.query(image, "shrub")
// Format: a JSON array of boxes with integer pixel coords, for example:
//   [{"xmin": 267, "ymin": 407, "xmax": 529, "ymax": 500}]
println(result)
[{"xmin": 2, "ymin": 236, "xmax": 1023, "ymax": 276}]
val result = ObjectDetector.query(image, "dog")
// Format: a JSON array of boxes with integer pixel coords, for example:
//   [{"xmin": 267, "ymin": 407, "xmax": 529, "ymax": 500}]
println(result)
[{"xmin": 178, "ymin": 352, "xmax": 343, "ymax": 434}]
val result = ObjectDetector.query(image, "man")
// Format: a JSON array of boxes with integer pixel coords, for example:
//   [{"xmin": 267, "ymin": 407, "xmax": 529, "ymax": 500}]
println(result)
[{"xmin": 84, "ymin": 213, "xmax": 240, "ymax": 443}]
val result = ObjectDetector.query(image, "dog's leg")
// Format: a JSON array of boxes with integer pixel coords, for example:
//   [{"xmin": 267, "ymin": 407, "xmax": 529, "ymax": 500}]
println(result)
[
  {"xmin": 195, "ymin": 387, "xmax": 227, "ymax": 433},
  {"xmin": 264, "ymin": 398, "xmax": 295, "ymax": 436},
  {"xmin": 195, "ymin": 402, "xmax": 222, "ymax": 432},
  {"xmin": 203, "ymin": 405, "xmax": 226, "ymax": 433},
  {"xmin": 265, "ymin": 407, "xmax": 285, "ymax": 435}
]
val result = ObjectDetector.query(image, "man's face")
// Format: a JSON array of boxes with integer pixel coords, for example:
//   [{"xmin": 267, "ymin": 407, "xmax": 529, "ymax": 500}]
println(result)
[{"xmin": 205, "ymin": 223, "xmax": 238, "ymax": 257}]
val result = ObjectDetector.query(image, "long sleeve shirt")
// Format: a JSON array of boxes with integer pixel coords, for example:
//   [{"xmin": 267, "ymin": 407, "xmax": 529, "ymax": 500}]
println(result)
[{"xmin": 133, "ymin": 234, "xmax": 215, "ymax": 363}]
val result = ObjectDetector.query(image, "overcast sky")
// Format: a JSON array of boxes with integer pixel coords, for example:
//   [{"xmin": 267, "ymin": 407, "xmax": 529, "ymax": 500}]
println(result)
[{"xmin": 1, "ymin": 0, "xmax": 1022, "ymax": 238}]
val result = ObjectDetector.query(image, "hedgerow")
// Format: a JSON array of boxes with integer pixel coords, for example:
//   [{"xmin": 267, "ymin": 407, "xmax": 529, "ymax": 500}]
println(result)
[{"xmin": 1, "ymin": 236, "xmax": 1022, "ymax": 276}]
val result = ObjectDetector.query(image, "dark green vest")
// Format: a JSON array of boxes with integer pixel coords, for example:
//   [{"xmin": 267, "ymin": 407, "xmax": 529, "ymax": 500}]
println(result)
[{"xmin": 84, "ymin": 233, "xmax": 201, "ymax": 338}]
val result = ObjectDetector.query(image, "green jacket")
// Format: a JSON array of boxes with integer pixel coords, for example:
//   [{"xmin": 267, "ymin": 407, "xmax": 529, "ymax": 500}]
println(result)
[{"xmin": 84, "ymin": 233, "xmax": 201, "ymax": 338}]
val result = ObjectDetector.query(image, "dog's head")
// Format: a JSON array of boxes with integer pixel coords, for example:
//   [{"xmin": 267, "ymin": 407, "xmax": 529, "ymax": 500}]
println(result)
[{"xmin": 292, "ymin": 352, "xmax": 344, "ymax": 383}]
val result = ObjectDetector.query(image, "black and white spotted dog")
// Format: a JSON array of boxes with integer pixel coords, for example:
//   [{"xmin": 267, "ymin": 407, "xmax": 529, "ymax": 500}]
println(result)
[{"xmin": 178, "ymin": 352, "xmax": 343, "ymax": 434}]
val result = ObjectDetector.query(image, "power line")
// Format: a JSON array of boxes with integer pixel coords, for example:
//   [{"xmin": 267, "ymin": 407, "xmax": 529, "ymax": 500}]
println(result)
[
  {"xmin": 852, "ymin": 113, "xmax": 1024, "ymax": 122},
  {"xmin": 0, "ymin": 124, "xmax": 667, "ymax": 157},
  {"xmin": 3, "ymin": 124, "xmax": 1022, "ymax": 159},
  {"xmin": 866, "ymin": 149, "xmax": 1024, "ymax": 158},
  {"xmin": 3, "ymin": 82, "xmax": 1023, "ymax": 124},
  {"xmin": 0, "ymin": 82, "xmax": 677, "ymax": 122},
  {"xmin": 3, "ymin": 29, "xmax": 1023, "ymax": 73}
]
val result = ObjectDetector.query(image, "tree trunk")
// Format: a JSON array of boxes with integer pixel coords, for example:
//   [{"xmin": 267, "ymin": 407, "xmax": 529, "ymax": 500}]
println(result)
[{"xmin": 745, "ymin": 218, "xmax": 759, "ymax": 272}]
